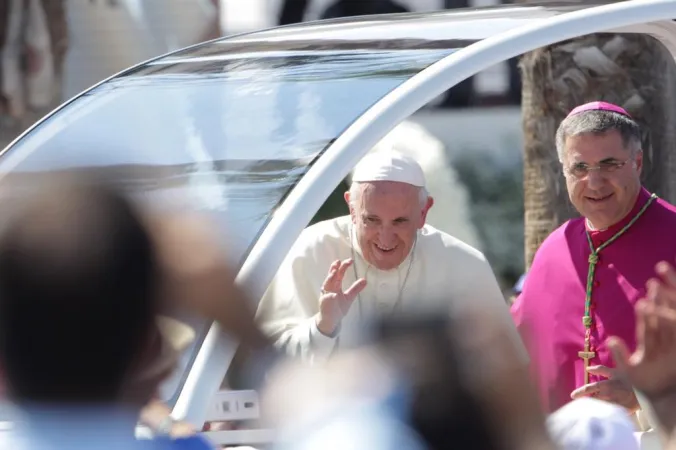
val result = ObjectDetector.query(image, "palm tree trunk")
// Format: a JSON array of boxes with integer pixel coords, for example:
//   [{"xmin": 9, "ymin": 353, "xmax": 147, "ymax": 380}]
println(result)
[{"xmin": 520, "ymin": 33, "xmax": 676, "ymax": 267}]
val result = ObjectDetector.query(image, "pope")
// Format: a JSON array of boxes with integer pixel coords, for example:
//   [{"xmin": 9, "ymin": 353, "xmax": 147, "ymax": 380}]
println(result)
[
  {"xmin": 256, "ymin": 151, "xmax": 524, "ymax": 362},
  {"xmin": 511, "ymin": 101, "xmax": 676, "ymax": 413}
]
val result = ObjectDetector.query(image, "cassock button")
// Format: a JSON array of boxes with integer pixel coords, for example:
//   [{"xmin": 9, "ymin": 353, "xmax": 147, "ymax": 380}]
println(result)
[{"xmin": 593, "ymin": 281, "xmax": 600, "ymax": 288}]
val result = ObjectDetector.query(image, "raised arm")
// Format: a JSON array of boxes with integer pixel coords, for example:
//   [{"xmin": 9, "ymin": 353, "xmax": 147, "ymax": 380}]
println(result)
[{"xmin": 609, "ymin": 261, "xmax": 676, "ymax": 446}]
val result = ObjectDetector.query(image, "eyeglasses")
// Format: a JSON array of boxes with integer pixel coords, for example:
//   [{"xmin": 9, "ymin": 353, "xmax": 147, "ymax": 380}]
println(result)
[{"xmin": 564, "ymin": 158, "xmax": 632, "ymax": 179}]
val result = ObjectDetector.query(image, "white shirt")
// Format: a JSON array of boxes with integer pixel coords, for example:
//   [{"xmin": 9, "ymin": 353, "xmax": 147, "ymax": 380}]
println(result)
[{"xmin": 255, "ymin": 216, "xmax": 524, "ymax": 362}]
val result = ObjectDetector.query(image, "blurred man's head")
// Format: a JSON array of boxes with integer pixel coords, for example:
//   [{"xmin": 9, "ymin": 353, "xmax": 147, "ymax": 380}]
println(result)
[
  {"xmin": 0, "ymin": 175, "xmax": 160, "ymax": 406},
  {"xmin": 546, "ymin": 398, "xmax": 639, "ymax": 450}
]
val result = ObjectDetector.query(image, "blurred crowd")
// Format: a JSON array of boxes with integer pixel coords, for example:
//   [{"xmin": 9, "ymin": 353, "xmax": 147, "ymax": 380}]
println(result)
[
  {"xmin": 0, "ymin": 168, "xmax": 673, "ymax": 450},
  {"xmin": 0, "ymin": 1, "xmax": 671, "ymax": 449}
]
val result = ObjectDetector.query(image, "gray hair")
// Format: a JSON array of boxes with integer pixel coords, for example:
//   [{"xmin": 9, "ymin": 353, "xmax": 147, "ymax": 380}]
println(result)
[
  {"xmin": 555, "ymin": 110, "xmax": 642, "ymax": 162},
  {"xmin": 348, "ymin": 182, "xmax": 429, "ymax": 208}
]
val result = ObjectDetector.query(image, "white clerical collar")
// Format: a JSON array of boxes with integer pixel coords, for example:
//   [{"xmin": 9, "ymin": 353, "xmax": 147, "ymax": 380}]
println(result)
[{"xmin": 585, "ymin": 218, "xmax": 607, "ymax": 232}]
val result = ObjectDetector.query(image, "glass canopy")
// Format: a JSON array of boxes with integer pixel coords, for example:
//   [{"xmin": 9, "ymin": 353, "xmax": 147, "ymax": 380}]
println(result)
[{"xmin": 0, "ymin": 43, "xmax": 458, "ymax": 404}]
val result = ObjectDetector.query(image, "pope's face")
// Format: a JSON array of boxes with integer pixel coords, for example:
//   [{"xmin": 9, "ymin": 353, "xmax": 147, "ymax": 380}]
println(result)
[
  {"xmin": 346, "ymin": 181, "xmax": 432, "ymax": 271},
  {"xmin": 562, "ymin": 130, "xmax": 642, "ymax": 230}
]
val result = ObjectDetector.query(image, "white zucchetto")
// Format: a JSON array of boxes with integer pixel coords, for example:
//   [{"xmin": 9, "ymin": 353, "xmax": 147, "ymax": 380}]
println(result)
[{"xmin": 351, "ymin": 152, "xmax": 426, "ymax": 188}]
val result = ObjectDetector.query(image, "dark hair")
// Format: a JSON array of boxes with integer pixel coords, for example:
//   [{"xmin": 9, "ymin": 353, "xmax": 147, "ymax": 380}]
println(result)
[
  {"xmin": 371, "ymin": 312, "xmax": 508, "ymax": 450},
  {"xmin": 555, "ymin": 110, "xmax": 642, "ymax": 162},
  {"xmin": 0, "ymin": 177, "xmax": 158, "ymax": 404}
]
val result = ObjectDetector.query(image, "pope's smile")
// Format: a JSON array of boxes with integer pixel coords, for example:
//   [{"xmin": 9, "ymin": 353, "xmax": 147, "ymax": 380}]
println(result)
[{"xmin": 374, "ymin": 243, "xmax": 397, "ymax": 253}]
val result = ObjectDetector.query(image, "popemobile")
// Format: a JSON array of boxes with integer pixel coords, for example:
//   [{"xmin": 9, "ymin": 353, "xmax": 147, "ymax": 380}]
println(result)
[{"xmin": 0, "ymin": 0, "xmax": 674, "ymax": 448}]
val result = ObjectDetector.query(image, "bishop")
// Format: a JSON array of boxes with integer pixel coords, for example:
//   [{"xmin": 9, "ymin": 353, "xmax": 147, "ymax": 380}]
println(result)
[{"xmin": 511, "ymin": 101, "xmax": 676, "ymax": 414}]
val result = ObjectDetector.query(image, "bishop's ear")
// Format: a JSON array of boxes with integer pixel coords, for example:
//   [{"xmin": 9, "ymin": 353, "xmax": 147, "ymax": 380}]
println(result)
[{"xmin": 635, "ymin": 150, "xmax": 644, "ymax": 175}]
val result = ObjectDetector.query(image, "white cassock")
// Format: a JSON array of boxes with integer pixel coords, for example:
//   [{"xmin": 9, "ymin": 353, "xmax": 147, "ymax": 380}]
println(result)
[{"xmin": 255, "ymin": 214, "xmax": 525, "ymax": 363}]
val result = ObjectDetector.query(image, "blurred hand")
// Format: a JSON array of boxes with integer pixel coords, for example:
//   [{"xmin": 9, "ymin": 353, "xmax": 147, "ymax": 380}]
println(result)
[
  {"xmin": 570, "ymin": 365, "xmax": 639, "ymax": 412},
  {"xmin": 607, "ymin": 260, "xmax": 676, "ymax": 447},
  {"xmin": 140, "ymin": 397, "xmax": 197, "ymax": 438},
  {"xmin": 169, "ymin": 420, "xmax": 197, "ymax": 438},
  {"xmin": 608, "ymin": 264, "xmax": 676, "ymax": 403},
  {"xmin": 149, "ymin": 211, "xmax": 271, "ymax": 350},
  {"xmin": 315, "ymin": 259, "xmax": 366, "ymax": 336}
]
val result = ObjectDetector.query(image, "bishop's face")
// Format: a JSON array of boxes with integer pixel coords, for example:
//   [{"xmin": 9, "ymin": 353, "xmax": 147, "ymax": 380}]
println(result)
[
  {"xmin": 562, "ymin": 130, "xmax": 642, "ymax": 230},
  {"xmin": 345, "ymin": 181, "xmax": 432, "ymax": 271}
]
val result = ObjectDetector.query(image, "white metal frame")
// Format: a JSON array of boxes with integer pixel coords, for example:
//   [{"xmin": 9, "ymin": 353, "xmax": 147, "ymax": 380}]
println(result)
[
  {"xmin": 0, "ymin": 0, "xmax": 672, "ymax": 445},
  {"xmin": 181, "ymin": 0, "xmax": 676, "ymax": 426},
  {"xmin": 176, "ymin": 0, "xmax": 676, "ymax": 433},
  {"xmin": 0, "ymin": 0, "xmax": 671, "ymax": 445}
]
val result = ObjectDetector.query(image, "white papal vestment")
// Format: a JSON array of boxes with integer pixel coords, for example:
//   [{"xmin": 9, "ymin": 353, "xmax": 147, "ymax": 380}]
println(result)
[{"xmin": 255, "ymin": 216, "xmax": 524, "ymax": 362}]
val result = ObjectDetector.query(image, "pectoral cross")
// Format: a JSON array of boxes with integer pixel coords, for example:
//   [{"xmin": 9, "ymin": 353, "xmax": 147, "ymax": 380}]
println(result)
[
  {"xmin": 578, "ymin": 195, "xmax": 656, "ymax": 386},
  {"xmin": 578, "ymin": 346, "xmax": 596, "ymax": 385}
]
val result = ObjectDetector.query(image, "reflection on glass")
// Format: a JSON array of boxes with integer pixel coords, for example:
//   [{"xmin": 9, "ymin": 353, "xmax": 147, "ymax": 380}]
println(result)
[{"xmin": 0, "ymin": 47, "xmax": 456, "ymax": 405}]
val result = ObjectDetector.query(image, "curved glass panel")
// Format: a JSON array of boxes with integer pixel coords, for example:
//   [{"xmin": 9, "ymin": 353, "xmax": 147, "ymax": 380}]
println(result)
[{"xmin": 0, "ymin": 47, "xmax": 456, "ymax": 405}]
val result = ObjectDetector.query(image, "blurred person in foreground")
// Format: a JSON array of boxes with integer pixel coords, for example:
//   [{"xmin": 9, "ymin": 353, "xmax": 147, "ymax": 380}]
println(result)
[
  {"xmin": 262, "ymin": 260, "xmax": 676, "ymax": 450},
  {"xmin": 547, "ymin": 397, "xmax": 639, "ymax": 450},
  {"xmin": 544, "ymin": 259, "xmax": 676, "ymax": 450},
  {"xmin": 511, "ymin": 101, "xmax": 676, "ymax": 415},
  {"xmin": 605, "ymin": 259, "xmax": 676, "ymax": 448},
  {"xmin": 262, "ymin": 306, "xmax": 555, "ymax": 450},
  {"xmin": 0, "ymin": 175, "xmax": 272, "ymax": 449},
  {"xmin": 256, "ymin": 151, "xmax": 524, "ymax": 363}
]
